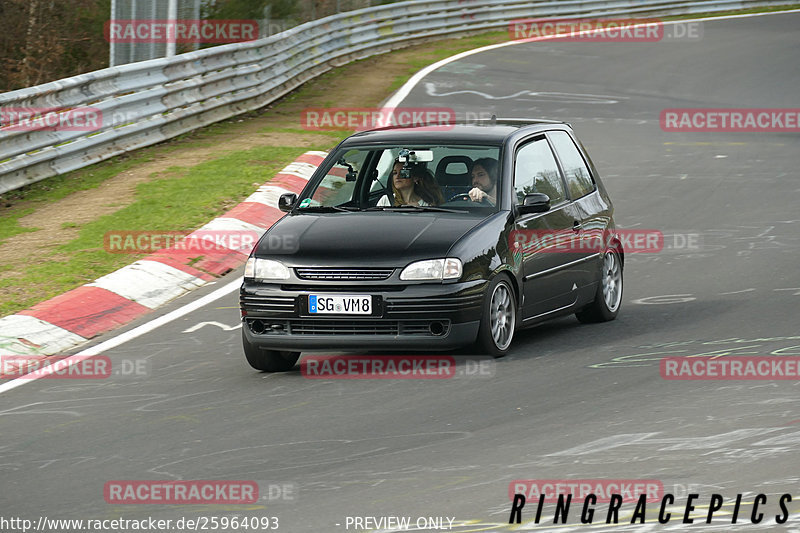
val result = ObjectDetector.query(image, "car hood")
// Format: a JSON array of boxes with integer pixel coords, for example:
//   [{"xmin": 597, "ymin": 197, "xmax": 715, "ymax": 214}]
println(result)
[{"xmin": 255, "ymin": 212, "xmax": 486, "ymax": 267}]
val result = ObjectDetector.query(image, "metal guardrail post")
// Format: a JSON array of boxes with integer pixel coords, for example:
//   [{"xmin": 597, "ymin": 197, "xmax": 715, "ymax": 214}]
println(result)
[{"xmin": 166, "ymin": 0, "xmax": 178, "ymax": 58}]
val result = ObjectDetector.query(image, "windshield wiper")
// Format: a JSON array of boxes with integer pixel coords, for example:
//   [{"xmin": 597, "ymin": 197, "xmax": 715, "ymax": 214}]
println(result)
[
  {"xmin": 296, "ymin": 205, "xmax": 359, "ymax": 212},
  {"xmin": 367, "ymin": 205, "xmax": 467, "ymax": 213}
]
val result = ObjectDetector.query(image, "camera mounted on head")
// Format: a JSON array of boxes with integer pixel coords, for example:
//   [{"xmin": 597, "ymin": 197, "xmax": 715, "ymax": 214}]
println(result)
[{"xmin": 397, "ymin": 148, "xmax": 434, "ymax": 178}]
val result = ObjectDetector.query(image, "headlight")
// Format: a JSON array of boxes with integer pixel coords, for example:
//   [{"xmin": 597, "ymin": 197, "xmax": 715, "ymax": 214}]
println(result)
[
  {"xmin": 400, "ymin": 258, "xmax": 462, "ymax": 281},
  {"xmin": 244, "ymin": 257, "xmax": 290, "ymax": 280}
]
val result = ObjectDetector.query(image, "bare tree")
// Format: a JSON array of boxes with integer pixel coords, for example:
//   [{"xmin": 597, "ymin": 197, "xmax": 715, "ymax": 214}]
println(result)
[{"xmin": 1, "ymin": 0, "xmax": 109, "ymax": 92}]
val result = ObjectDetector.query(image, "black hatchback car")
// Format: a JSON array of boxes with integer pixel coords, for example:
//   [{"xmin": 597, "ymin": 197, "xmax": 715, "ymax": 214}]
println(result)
[{"xmin": 240, "ymin": 119, "xmax": 623, "ymax": 371}]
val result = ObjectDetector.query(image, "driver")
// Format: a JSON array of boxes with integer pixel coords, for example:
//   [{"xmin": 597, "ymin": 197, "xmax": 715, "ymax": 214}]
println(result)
[
  {"xmin": 378, "ymin": 162, "xmax": 443, "ymax": 206},
  {"xmin": 468, "ymin": 158, "xmax": 498, "ymax": 205}
]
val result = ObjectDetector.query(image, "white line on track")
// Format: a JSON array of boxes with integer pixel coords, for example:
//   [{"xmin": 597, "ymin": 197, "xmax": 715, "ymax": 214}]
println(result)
[
  {"xmin": 3, "ymin": 8, "xmax": 798, "ymax": 396},
  {"xmin": 0, "ymin": 279, "xmax": 242, "ymax": 394}
]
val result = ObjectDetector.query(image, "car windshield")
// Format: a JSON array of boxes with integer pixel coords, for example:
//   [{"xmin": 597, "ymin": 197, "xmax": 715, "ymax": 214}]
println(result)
[{"xmin": 296, "ymin": 145, "xmax": 503, "ymax": 213}]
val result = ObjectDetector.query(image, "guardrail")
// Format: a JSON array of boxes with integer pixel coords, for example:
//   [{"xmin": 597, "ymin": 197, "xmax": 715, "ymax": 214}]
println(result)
[{"xmin": 0, "ymin": 0, "xmax": 792, "ymax": 194}]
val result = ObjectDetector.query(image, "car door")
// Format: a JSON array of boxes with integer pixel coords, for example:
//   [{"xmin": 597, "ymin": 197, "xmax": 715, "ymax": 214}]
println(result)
[
  {"xmin": 512, "ymin": 135, "xmax": 582, "ymax": 320},
  {"xmin": 547, "ymin": 130, "xmax": 605, "ymax": 291}
]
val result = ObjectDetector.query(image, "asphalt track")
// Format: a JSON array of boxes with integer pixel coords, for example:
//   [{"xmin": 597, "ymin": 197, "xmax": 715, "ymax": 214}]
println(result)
[{"xmin": 2, "ymin": 12, "xmax": 800, "ymax": 533}]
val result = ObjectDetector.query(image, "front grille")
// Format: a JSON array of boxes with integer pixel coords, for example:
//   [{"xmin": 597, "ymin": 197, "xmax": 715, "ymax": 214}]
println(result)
[
  {"xmin": 281, "ymin": 284, "xmax": 405, "ymax": 292},
  {"xmin": 240, "ymin": 294, "xmax": 295, "ymax": 313},
  {"xmin": 295, "ymin": 268, "xmax": 394, "ymax": 281},
  {"xmin": 291, "ymin": 320, "xmax": 399, "ymax": 335},
  {"xmin": 246, "ymin": 319, "xmax": 450, "ymax": 336}
]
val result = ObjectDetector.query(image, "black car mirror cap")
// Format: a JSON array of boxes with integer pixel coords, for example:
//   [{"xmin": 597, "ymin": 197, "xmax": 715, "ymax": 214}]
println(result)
[
  {"xmin": 278, "ymin": 192, "xmax": 298, "ymax": 212},
  {"xmin": 518, "ymin": 193, "xmax": 551, "ymax": 214}
]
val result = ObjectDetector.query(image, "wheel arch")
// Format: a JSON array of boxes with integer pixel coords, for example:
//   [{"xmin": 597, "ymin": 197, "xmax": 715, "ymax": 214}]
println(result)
[
  {"xmin": 606, "ymin": 237, "xmax": 625, "ymax": 268},
  {"xmin": 490, "ymin": 266, "xmax": 520, "ymax": 316}
]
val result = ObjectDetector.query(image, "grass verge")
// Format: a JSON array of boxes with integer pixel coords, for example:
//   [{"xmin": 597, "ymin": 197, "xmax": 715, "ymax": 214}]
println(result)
[{"xmin": 0, "ymin": 145, "xmax": 322, "ymax": 316}]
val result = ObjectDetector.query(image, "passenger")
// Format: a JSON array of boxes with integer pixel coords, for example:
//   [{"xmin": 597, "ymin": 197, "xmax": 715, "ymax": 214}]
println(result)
[
  {"xmin": 468, "ymin": 157, "xmax": 499, "ymax": 205},
  {"xmin": 378, "ymin": 162, "xmax": 443, "ymax": 206}
]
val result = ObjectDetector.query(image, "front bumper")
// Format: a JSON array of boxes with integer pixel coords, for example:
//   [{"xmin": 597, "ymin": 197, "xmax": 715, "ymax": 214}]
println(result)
[{"xmin": 240, "ymin": 279, "xmax": 486, "ymax": 351}]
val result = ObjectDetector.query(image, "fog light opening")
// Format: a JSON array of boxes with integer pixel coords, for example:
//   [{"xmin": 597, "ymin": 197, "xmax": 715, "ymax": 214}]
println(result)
[
  {"xmin": 250, "ymin": 319, "xmax": 266, "ymax": 334},
  {"xmin": 429, "ymin": 321, "xmax": 445, "ymax": 336}
]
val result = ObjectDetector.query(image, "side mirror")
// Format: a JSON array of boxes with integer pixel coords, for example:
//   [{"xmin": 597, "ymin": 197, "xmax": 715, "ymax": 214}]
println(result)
[
  {"xmin": 518, "ymin": 193, "xmax": 550, "ymax": 214},
  {"xmin": 278, "ymin": 192, "xmax": 298, "ymax": 212}
]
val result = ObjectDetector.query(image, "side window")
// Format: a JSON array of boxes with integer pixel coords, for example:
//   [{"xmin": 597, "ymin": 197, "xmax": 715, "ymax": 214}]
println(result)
[
  {"xmin": 514, "ymin": 137, "xmax": 566, "ymax": 205},
  {"xmin": 549, "ymin": 130, "xmax": 595, "ymax": 200}
]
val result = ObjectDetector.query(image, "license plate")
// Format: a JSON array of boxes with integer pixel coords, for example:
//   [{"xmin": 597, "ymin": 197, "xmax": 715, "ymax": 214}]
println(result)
[{"xmin": 309, "ymin": 294, "xmax": 372, "ymax": 315}]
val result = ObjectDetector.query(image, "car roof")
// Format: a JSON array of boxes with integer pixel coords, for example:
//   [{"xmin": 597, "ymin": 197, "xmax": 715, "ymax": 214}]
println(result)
[{"xmin": 339, "ymin": 119, "xmax": 571, "ymax": 146}]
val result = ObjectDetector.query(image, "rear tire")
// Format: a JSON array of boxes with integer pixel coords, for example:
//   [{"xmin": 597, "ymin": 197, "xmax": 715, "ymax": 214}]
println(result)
[
  {"xmin": 476, "ymin": 275, "xmax": 516, "ymax": 358},
  {"xmin": 242, "ymin": 330, "xmax": 300, "ymax": 372},
  {"xmin": 576, "ymin": 248, "xmax": 623, "ymax": 323}
]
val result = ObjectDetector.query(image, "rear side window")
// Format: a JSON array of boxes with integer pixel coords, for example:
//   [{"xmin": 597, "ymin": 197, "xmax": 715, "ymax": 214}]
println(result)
[
  {"xmin": 514, "ymin": 137, "xmax": 566, "ymax": 205},
  {"xmin": 549, "ymin": 130, "xmax": 595, "ymax": 200}
]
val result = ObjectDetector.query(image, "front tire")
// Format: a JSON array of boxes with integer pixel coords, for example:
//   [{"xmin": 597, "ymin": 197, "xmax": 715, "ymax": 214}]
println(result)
[
  {"xmin": 576, "ymin": 248, "xmax": 623, "ymax": 323},
  {"xmin": 476, "ymin": 275, "xmax": 517, "ymax": 358},
  {"xmin": 242, "ymin": 330, "xmax": 300, "ymax": 372}
]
